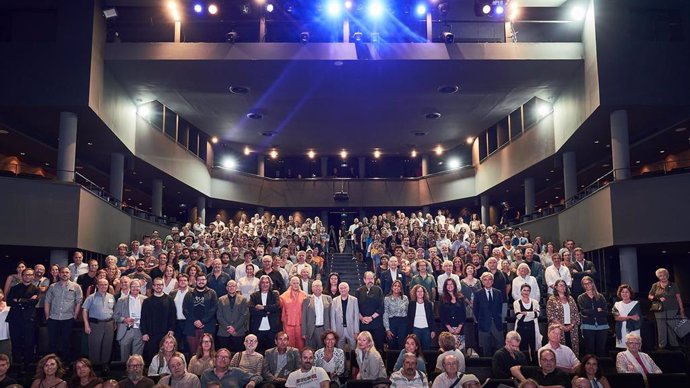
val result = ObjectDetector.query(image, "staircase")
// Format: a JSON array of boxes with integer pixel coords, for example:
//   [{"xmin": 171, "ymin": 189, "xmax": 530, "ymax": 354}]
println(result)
[{"xmin": 326, "ymin": 253, "xmax": 370, "ymax": 294}]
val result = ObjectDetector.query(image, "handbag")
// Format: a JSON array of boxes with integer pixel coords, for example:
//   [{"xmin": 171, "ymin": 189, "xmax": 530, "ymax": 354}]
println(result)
[
  {"xmin": 673, "ymin": 316, "xmax": 690, "ymax": 338},
  {"xmin": 650, "ymin": 300, "xmax": 664, "ymax": 313}
]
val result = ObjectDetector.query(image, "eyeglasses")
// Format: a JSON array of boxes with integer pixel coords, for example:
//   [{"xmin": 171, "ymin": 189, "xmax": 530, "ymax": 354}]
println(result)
[
  {"xmin": 215, "ymin": 355, "xmax": 230, "ymax": 360},
  {"xmin": 127, "ymin": 364, "xmax": 144, "ymax": 368}
]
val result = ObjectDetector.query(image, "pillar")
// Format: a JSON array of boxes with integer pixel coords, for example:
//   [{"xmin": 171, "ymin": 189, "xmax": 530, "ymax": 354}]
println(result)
[
  {"xmin": 174, "ymin": 21, "xmax": 181, "ymax": 43},
  {"xmin": 563, "ymin": 151, "xmax": 577, "ymax": 207},
  {"xmin": 421, "ymin": 155, "xmax": 429, "ymax": 176},
  {"xmin": 257, "ymin": 156, "xmax": 265, "ymax": 177},
  {"xmin": 50, "ymin": 249, "xmax": 69, "ymax": 268},
  {"xmin": 197, "ymin": 197, "xmax": 206, "ymax": 224},
  {"xmin": 358, "ymin": 156, "xmax": 366, "ymax": 178},
  {"xmin": 110, "ymin": 153, "xmax": 124, "ymax": 206},
  {"xmin": 152, "ymin": 179, "xmax": 163, "ymax": 217},
  {"xmin": 57, "ymin": 112, "xmax": 77, "ymax": 182},
  {"xmin": 619, "ymin": 247, "xmax": 638, "ymax": 291},
  {"xmin": 524, "ymin": 177, "xmax": 535, "ymax": 217},
  {"xmin": 480, "ymin": 195, "xmax": 490, "ymax": 225},
  {"xmin": 320, "ymin": 157, "xmax": 328, "ymax": 177},
  {"xmin": 611, "ymin": 109, "xmax": 631, "ymax": 180}
]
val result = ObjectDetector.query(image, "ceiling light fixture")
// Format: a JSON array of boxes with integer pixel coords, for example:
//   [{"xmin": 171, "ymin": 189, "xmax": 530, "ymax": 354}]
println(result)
[
  {"xmin": 434, "ymin": 145, "xmax": 443, "ymax": 156},
  {"xmin": 466, "ymin": 137, "xmax": 474, "ymax": 145},
  {"xmin": 269, "ymin": 149, "xmax": 278, "ymax": 159},
  {"xmin": 211, "ymin": 137, "xmax": 219, "ymax": 144},
  {"xmin": 411, "ymin": 150, "xmax": 417, "ymax": 158},
  {"xmin": 340, "ymin": 150, "xmax": 348, "ymax": 159},
  {"xmin": 307, "ymin": 150, "xmax": 316, "ymax": 159},
  {"xmin": 373, "ymin": 150, "xmax": 381, "ymax": 159},
  {"xmin": 243, "ymin": 146, "xmax": 251, "ymax": 155}
]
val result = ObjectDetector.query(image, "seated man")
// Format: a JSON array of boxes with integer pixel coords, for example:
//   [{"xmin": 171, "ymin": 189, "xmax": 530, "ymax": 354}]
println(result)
[
  {"xmin": 158, "ymin": 355, "xmax": 201, "ymax": 388},
  {"xmin": 285, "ymin": 347, "xmax": 330, "ymax": 388},
  {"xmin": 262, "ymin": 331, "xmax": 300, "ymax": 385},
  {"xmin": 431, "ymin": 354, "xmax": 462, "ymax": 388},
  {"xmin": 0, "ymin": 354, "xmax": 18, "ymax": 387},
  {"xmin": 119, "ymin": 355, "xmax": 155, "ymax": 388},
  {"xmin": 538, "ymin": 325, "xmax": 580, "ymax": 373},
  {"xmin": 390, "ymin": 353, "xmax": 429, "ymax": 388},
  {"xmin": 229, "ymin": 334, "xmax": 264, "ymax": 377},
  {"xmin": 511, "ymin": 349, "xmax": 572, "ymax": 388},
  {"xmin": 200, "ymin": 348, "xmax": 261, "ymax": 388},
  {"xmin": 459, "ymin": 374, "xmax": 481, "ymax": 388},
  {"xmin": 492, "ymin": 331, "xmax": 528, "ymax": 379},
  {"xmin": 435, "ymin": 332, "xmax": 466, "ymax": 373}
]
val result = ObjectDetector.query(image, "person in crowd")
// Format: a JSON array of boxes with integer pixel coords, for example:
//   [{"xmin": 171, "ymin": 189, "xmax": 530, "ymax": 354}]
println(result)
[
  {"xmin": 390, "ymin": 352, "xmax": 429, "ymax": 388},
  {"xmin": 0, "ymin": 291, "xmax": 8, "ymax": 362},
  {"xmin": 324, "ymin": 273, "xmax": 341, "ymax": 299},
  {"xmin": 492, "ymin": 331, "xmax": 528, "ymax": 379},
  {"xmin": 45, "ymin": 266, "xmax": 83, "ymax": 363},
  {"xmin": 302, "ymin": 280, "xmax": 332, "ymax": 349},
  {"xmin": 298, "ymin": 266, "xmax": 313, "ymax": 294},
  {"xmin": 577, "ymin": 276, "xmax": 608, "ymax": 357},
  {"xmin": 410, "ymin": 259, "xmax": 437, "ymax": 302},
  {"xmin": 147, "ymin": 334, "xmax": 185, "ymax": 377},
  {"xmin": 330, "ymin": 282, "xmax": 359, "ymax": 350},
  {"xmin": 407, "ymin": 285, "xmax": 436, "ymax": 350},
  {"xmin": 128, "ymin": 259, "xmax": 153, "ymax": 296},
  {"xmin": 314, "ymin": 330, "xmax": 346, "ymax": 385},
  {"xmin": 119, "ymin": 354, "xmax": 154, "ymax": 388},
  {"xmin": 354, "ymin": 331, "xmax": 387, "ymax": 380},
  {"xmin": 262, "ymin": 331, "xmax": 300, "ymax": 384},
  {"xmin": 114, "ymin": 279, "xmax": 146, "ymax": 361},
  {"xmin": 161, "ymin": 265, "xmax": 177, "ymax": 295},
  {"xmin": 285, "ymin": 347, "xmax": 330, "ymax": 388},
  {"xmin": 280, "ymin": 276, "xmax": 308, "ymax": 350},
  {"xmin": 206, "ymin": 259, "xmax": 231, "ymax": 299},
  {"xmin": 68, "ymin": 252, "xmax": 88, "ymax": 282},
  {"xmin": 474, "ymin": 272, "xmax": 504, "ymax": 357},
  {"xmin": 511, "ymin": 263, "xmax": 540, "ymax": 302},
  {"xmin": 458, "ymin": 374, "xmax": 481, "ymax": 388},
  {"xmin": 439, "ymin": 278, "xmax": 466, "ymax": 351},
  {"xmin": 648, "ymin": 267, "xmax": 685, "ymax": 349},
  {"xmin": 3, "ymin": 261, "xmax": 26, "ymax": 297},
  {"xmin": 7, "ymin": 267, "xmax": 39, "ymax": 368},
  {"xmin": 141, "ymin": 277, "xmax": 177, "ymax": 361},
  {"xmin": 380, "ymin": 256, "xmax": 407, "ymax": 296},
  {"xmin": 235, "ymin": 251, "xmax": 259, "ymax": 281},
  {"xmin": 431, "ymin": 354, "xmax": 463, "ymax": 388},
  {"xmin": 434, "ymin": 331, "xmax": 465, "ymax": 373},
  {"xmin": 77, "ymin": 260, "xmax": 99, "ymax": 298},
  {"xmin": 148, "ymin": 253, "xmax": 168, "ymax": 281},
  {"xmin": 569, "ymin": 248, "xmax": 596, "ymax": 296},
  {"xmin": 115, "ymin": 275, "xmax": 131, "ymax": 300},
  {"xmin": 0, "ymin": 354, "xmax": 17, "ymax": 387},
  {"xmin": 81, "ymin": 278, "xmax": 116, "ymax": 369},
  {"xmin": 355, "ymin": 272, "xmax": 386, "ymax": 351},
  {"xmin": 538, "ymin": 324, "xmax": 580, "ymax": 373},
  {"xmin": 547, "ymin": 279, "xmax": 580, "ymax": 356},
  {"xmin": 384, "ymin": 280, "xmax": 409, "ymax": 350},
  {"xmin": 544, "ymin": 253, "xmax": 572, "ymax": 296},
  {"xmin": 513, "ymin": 284, "xmax": 542, "ymax": 360},
  {"xmin": 237, "ymin": 263, "xmax": 260, "ymax": 298},
  {"xmin": 460, "ymin": 263, "xmax": 481, "ymax": 304},
  {"xmin": 158, "ymin": 355, "xmax": 201, "ymax": 388},
  {"xmin": 613, "ymin": 283, "xmax": 641, "ymax": 349},
  {"xmin": 30, "ymin": 354, "xmax": 67, "ymax": 388},
  {"xmin": 615, "ymin": 333, "xmax": 662, "ymax": 377},
  {"xmin": 484, "ymin": 257, "xmax": 509, "ymax": 302},
  {"xmin": 392, "ymin": 334, "xmax": 427, "ymax": 374},
  {"xmin": 68, "ymin": 358, "xmax": 103, "ymax": 388},
  {"xmin": 249, "ymin": 275, "xmax": 282, "ymax": 352},
  {"xmin": 200, "ymin": 348, "xmax": 261, "ymax": 388},
  {"xmin": 216, "ymin": 280, "xmax": 249, "ymax": 352},
  {"xmin": 169, "ymin": 274, "xmax": 190, "ymax": 354},
  {"xmin": 437, "ymin": 260, "xmax": 460, "ymax": 297},
  {"xmin": 572, "ymin": 354, "xmax": 611, "ymax": 388},
  {"xmin": 256, "ymin": 255, "xmax": 286, "ymax": 294},
  {"xmin": 187, "ymin": 333, "xmax": 215, "ymax": 376},
  {"xmin": 182, "ymin": 273, "xmax": 218, "ymax": 354},
  {"xmin": 229, "ymin": 334, "xmax": 264, "ymax": 377},
  {"xmin": 511, "ymin": 348, "xmax": 571, "ymax": 388}
]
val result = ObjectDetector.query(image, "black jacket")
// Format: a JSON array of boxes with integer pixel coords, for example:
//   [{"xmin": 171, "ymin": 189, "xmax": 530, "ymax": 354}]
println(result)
[
  {"xmin": 407, "ymin": 300, "xmax": 437, "ymax": 333},
  {"xmin": 249, "ymin": 290, "xmax": 282, "ymax": 332}
]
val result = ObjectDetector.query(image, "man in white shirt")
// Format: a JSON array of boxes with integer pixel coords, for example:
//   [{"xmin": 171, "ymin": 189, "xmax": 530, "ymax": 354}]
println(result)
[
  {"xmin": 113, "ymin": 279, "xmax": 146, "ymax": 360},
  {"xmin": 431, "ymin": 354, "xmax": 463, "ymax": 388},
  {"xmin": 538, "ymin": 324, "xmax": 580, "ymax": 373},
  {"xmin": 169, "ymin": 274, "xmax": 189, "ymax": 353},
  {"xmin": 235, "ymin": 251, "xmax": 259, "ymax": 281},
  {"xmin": 544, "ymin": 253, "xmax": 573, "ymax": 295},
  {"xmin": 437, "ymin": 260, "xmax": 460, "ymax": 296},
  {"xmin": 301, "ymin": 280, "xmax": 331, "ymax": 349},
  {"xmin": 68, "ymin": 251, "xmax": 89, "ymax": 282},
  {"xmin": 285, "ymin": 348, "xmax": 329, "ymax": 388}
]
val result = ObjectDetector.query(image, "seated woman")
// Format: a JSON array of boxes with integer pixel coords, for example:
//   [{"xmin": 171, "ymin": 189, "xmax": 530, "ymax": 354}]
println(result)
[
  {"xmin": 354, "ymin": 331, "xmax": 388, "ymax": 380},
  {"xmin": 615, "ymin": 333, "xmax": 662, "ymax": 377},
  {"xmin": 392, "ymin": 334, "xmax": 427, "ymax": 374},
  {"xmin": 68, "ymin": 358, "xmax": 103, "ymax": 388},
  {"xmin": 148, "ymin": 334, "xmax": 186, "ymax": 377},
  {"xmin": 187, "ymin": 333, "xmax": 215, "ymax": 376},
  {"xmin": 31, "ymin": 354, "xmax": 67, "ymax": 388},
  {"xmin": 314, "ymin": 330, "xmax": 346, "ymax": 386},
  {"xmin": 572, "ymin": 354, "xmax": 611, "ymax": 388}
]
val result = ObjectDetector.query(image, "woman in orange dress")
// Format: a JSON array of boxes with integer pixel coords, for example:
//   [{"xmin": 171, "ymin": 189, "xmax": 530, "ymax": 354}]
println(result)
[{"xmin": 280, "ymin": 276, "xmax": 307, "ymax": 349}]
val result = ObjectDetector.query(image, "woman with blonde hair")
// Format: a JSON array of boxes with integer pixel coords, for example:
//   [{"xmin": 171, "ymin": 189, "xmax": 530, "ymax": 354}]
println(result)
[
  {"xmin": 31, "ymin": 354, "xmax": 67, "ymax": 388},
  {"xmin": 147, "ymin": 334, "xmax": 186, "ymax": 377},
  {"xmin": 354, "ymin": 331, "xmax": 387, "ymax": 380}
]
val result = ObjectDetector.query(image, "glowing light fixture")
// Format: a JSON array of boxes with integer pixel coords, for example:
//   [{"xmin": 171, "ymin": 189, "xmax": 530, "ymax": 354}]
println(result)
[
  {"xmin": 193, "ymin": 4, "xmax": 203, "ymax": 13},
  {"xmin": 221, "ymin": 157, "xmax": 237, "ymax": 169},
  {"xmin": 466, "ymin": 136, "xmax": 474, "ymax": 145},
  {"xmin": 137, "ymin": 104, "xmax": 151, "ymax": 118},
  {"xmin": 344, "ymin": 0, "xmax": 353, "ymax": 10},
  {"xmin": 368, "ymin": 1, "xmax": 385, "ymax": 19},
  {"xmin": 266, "ymin": 3, "xmax": 274, "ymax": 12},
  {"xmin": 448, "ymin": 158, "xmax": 460, "ymax": 169},
  {"xmin": 269, "ymin": 149, "xmax": 278, "ymax": 159},
  {"xmin": 340, "ymin": 150, "xmax": 348, "ymax": 159},
  {"xmin": 326, "ymin": 1, "xmax": 342, "ymax": 17},
  {"xmin": 373, "ymin": 150, "xmax": 381, "ymax": 159},
  {"xmin": 243, "ymin": 146, "xmax": 251, "ymax": 156},
  {"xmin": 211, "ymin": 136, "xmax": 219, "ymax": 144},
  {"xmin": 307, "ymin": 150, "xmax": 316, "ymax": 159},
  {"xmin": 411, "ymin": 150, "xmax": 417, "ymax": 158},
  {"xmin": 415, "ymin": 3, "xmax": 427, "ymax": 16},
  {"xmin": 434, "ymin": 145, "xmax": 443, "ymax": 155},
  {"xmin": 570, "ymin": 5, "xmax": 585, "ymax": 21},
  {"xmin": 482, "ymin": 4, "xmax": 491, "ymax": 14},
  {"xmin": 208, "ymin": 4, "xmax": 219, "ymax": 14}
]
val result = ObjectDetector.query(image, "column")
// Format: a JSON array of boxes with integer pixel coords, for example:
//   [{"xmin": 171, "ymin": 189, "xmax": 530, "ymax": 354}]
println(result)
[
  {"xmin": 197, "ymin": 197, "xmax": 206, "ymax": 224},
  {"xmin": 524, "ymin": 177, "xmax": 535, "ymax": 217},
  {"xmin": 257, "ymin": 156, "xmax": 265, "ymax": 177},
  {"xmin": 358, "ymin": 156, "xmax": 366, "ymax": 178},
  {"xmin": 110, "ymin": 153, "xmax": 124, "ymax": 206},
  {"xmin": 611, "ymin": 109, "xmax": 631, "ymax": 180},
  {"xmin": 619, "ymin": 247, "xmax": 638, "ymax": 291},
  {"xmin": 50, "ymin": 249, "xmax": 69, "ymax": 268},
  {"xmin": 563, "ymin": 151, "xmax": 577, "ymax": 207},
  {"xmin": 421, "ymin": 155, "xmax": 429, "ymax": 176},
  {"xmin": 57, "ymin": 112, "xmax": 77, "ymax": 182},
  {"xmin": 152, "ymin": 179, "xmax": 163, "ymax": 217},
  {"xmin": 320, "ymin": 156, "xmax": 329, "ymax": 177},
  {"xmin": 480, "ymin": 195, "xmax": 490, "ymax": 225}
]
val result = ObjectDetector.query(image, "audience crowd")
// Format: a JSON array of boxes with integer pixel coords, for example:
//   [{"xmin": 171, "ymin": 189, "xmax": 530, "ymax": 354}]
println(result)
[{"xmin": 0, "ymin": 210, "xmax": 687, "ymax": 388}]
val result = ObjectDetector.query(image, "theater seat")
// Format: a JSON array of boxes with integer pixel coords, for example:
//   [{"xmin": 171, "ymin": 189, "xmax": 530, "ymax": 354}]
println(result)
[
  {"xmin": 646, "ymin": 373, "xmax": 690, "ymax": 386},
  {"xmin": 605, "ymin": 373, "xmax": 645, "ymax": 388},
  {"xmin": 482, "ymin": 378, "xmax": 516, "ymax": 388},
  {"xmin": 597, "ymin": 357, "xmax": 616, "ymax": 375},
  {"xmin": 650, "ymin": 351, "xmax": 689, "ymax": 373},
  {"xmin": 465, "ymin": 358, "xmax": 493, "ymax": 383}
]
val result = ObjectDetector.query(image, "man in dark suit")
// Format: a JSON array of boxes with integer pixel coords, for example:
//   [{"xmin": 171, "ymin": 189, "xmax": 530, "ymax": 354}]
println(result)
[
  {"xmin": 262, "ymin": 331, "xmax": 300, "ymax": 385},
  {"xmin": 379, "ymin": 256, "xmax": 407, "ymax": 296},
  {"xmin": 474, "ymin": 272, "xmax": 504, "ymax": 357},
  {"xmin": 249, "ymin": 275, "xmax": 282, "ymax": 352},
  {"xmin": 216, "ymin": 279, "xmax": 249, "ymax": 352},
  {"xmin": 569, "ymin": 247, "xmax": 596, "ymax": 296}
]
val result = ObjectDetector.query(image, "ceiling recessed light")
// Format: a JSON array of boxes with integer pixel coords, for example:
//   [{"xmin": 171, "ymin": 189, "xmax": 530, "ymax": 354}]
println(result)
[
  {"xmin": 307, "ymin": 150, "xmax": 316, "ymax": 159},
  {"xmin": 243, "ymin": 146, "xmax": 251, "ymax": 155},
  {"xmin": 229, "ymin": 86, "xmax": 250, "ymax": 94},
  {"xmin": 602, "ymin": 163, "xmax": 610, "ymax": 167},
  {"xmin": 45, "ymin": 162, "xmax": 50, "ymax": 166},
  {"xmin": 605, "ymin": 144, "xmax": 610, "ymax": 148},
  {"xmin": 549, "ymin": 170, "xmax": 554, "ymax": 173},
  {"xmin": 211, "ymin": 137, "xmax": 219, "ymax": 144},
  {"xmin": 555, "ymin": 196, "xmax": 559, "ymax": 199},
  {"xmin": 411, "ymin": 150, "xmax": 417, "ymax": 158},
  {"xmin": 425, "ymin": 112, "xmax": 442, "ymax": 120},
  {"xmin": 19, "ymin": 152, "xmax": 25, "ymax": 156},
  {"xmin": 545, "ymin": 178, "xmax": 550, "ymax": 181},
  {"xmin": 466, "ymin": 137, "xmax": 474, "ymax": 145},
  {"xmin": 247, "ymin": 112, "xmax": 263, "ymax": 120},
  {"xmin": 437, "ymin": 85, "xmax": 459, "ymax": 94},
  {"xmin": 594, "ymin": 140, "xmax": 599, "ymax": 144},
  {"xmin": 270, "ymin": 150, "xmax": 278, "ymax": 159},
  {"xmin": 674, "ymin": 127, "xmax": 687, "ymax": 132},
  {"xmin": 87, "ymin": 142, "xmax": 93, "ymax": 146},
  {"xmin": 635, "ymin": 160, "xmax": 641, "ymax": 164},
  {"xmin": 139, "ymin": 181, "xmax": 143, "ymax": 184},
  {"xmin": 662, "ymin": 250, "xmax": 667, "ymax": 254},
  {"xmin": 434, "ymin": 145, "xmax": 443, "ymax": 155},
  {"xmin": 660, "ymin": 150, "xmax": 665, "ymax": 154},
  {"xmin": 333, "ymin": 61, "xmax": 344, "ymax": 66}
]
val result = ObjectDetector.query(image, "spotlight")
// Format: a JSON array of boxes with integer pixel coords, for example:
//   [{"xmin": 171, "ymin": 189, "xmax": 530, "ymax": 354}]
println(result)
[
  {"xmin": 434, "ymin": 145, "xmax": 443, "ymax": 155},
  {"xmin": 266, "ymin": 3, "xmax": 274, "ymax": 12},
  {"xmin": 307, "ymin": 150, "xmax": 316, "ymax": 159},
  {"xmin": 495, "ymin": 5, "xmax": 504, "ymax": 15},
  {"xmin": 103, "ymin": 8, "xmax": 118, "ymax": 19},
  {"xmin": 137, "ymin": 104, "xmax": 151, "ymax": 118},
  {"xmin": 411, "ymin": 150, "xmax": 417, "ymax": 158},
  {"xmin": 570, "ymin": 5, "xmax": 586, "ymax": 21},
  {"xmin": 448, "ymin": 158, "xmax": 460, "ymax": 169},
  {"xmin": 208, "ymin": 4, "xmax": 219, "ymax": 14},
  {"xmin": 226, "ymin": 31, "xmax": 238, "ymax": 43},
  {"xmin": 340, "ymin": 150, "xmax": 348, "ymax": 159},
  {"xmin": 300, "ymin": 31, "xmax": 310, "ymax": 43},
  {"xmin": 344, "ymin": 0, "xmax": 353, "ymax": 10},
  {"xmin": 442, "ymin": 31, "xmax": 454, "ymax": 43},
  {"xmin": 269, "ymin": 150, "xmax": 278, "ymax": 159},
  {"xmin": 221, "ymin": 157, "xmax": 237, "ymax": 169},
  {"xmin": 537, "ymin": 103, "xmax": 551, "ymax": 117},
  {"xmin": 353, "ymin": 31, "xmax": 363, "ymax": 42},
  {"xmin": 243, "ymin": 146, "xmax": 251, "ymax": 156},
  {"xmin": 193, "ymin": 3, "xmax": 203, "ymax": 13},
  {"xmin": 466, "ymin": 136, "xmax": 474, "ymax": 145},
  {"xmin": 373, "ymin": 150, "xmax": 381, "ymax": 159},
  {"xmin": 168, "ymin": 1, "xmax": 181, "ymax": 22},
  {"xmin": 368, "ymin": 1, "xmax": 385, "ymax": 19},
  {"xmin": 326, "ymin": 1, "xmax": 342, "ymax": 17},
  {"xmin": 415, "ymin": 4, "xmax": 427, "ymax": 16},
  {"xmin": 482, "ymin": 4, "xmax": 491, "ymax": 14},
  {"xmin": 371, "ymin": 32, "xmax": 380, "ymax": 43},
  {"xmin": 211, "ymin": 136, "xmax": 219, "ymax": 144}
]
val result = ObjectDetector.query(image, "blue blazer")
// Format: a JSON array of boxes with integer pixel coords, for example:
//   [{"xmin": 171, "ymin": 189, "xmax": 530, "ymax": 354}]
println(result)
[
  {"xmin": 473, "ymin": 287, "xmax": 504, "ymax": 332},
  {"xmin": 379, "ymin": 270, "xmax": 407, "ymax": 296}
]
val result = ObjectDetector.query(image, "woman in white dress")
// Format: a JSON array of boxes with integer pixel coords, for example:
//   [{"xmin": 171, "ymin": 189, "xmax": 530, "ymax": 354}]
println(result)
[
  {"xmin": 162, "ymin": 265, "xmax": 177, "ymax": 295},
  {"xmin": 612, "ymin": 284, "xmax": 641, "ymax": 348}
]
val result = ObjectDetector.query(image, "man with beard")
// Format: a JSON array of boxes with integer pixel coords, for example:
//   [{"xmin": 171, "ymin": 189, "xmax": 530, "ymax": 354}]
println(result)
[
  {"xmin": 390, "ymin": 353, "xmax": 429, "ymax": 387},
  {"xmin": 159, "ymin": 355, "xmax": 201, "ymax": 388},
  {"xmin": 182, "ymin": 273, "xmax": 218, "ymax": 353},
  {"xmin": 119, "ymin": 354, "xmax": 154, "ymax": 388},
  {"xmin": 140, "ymin": 278, "xmax": 177, "ymax": 361},
  {"xmin": 128, "ymin": 259, "xmax": 152, "ymax": 296},
  {"xmin": 44, "ymin": 266, "xmax": 83, "ymax": 362},
  {"xmin": 200, "ymin": 348, "xmax": 260, "ymax": 388},
  {"xmin": 355, "ymin": 271, "xmax": 385, "ymax": 351},
  {"xmin": 285, "ymin": 347, "xmax": 329, "ymax": 388}
]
